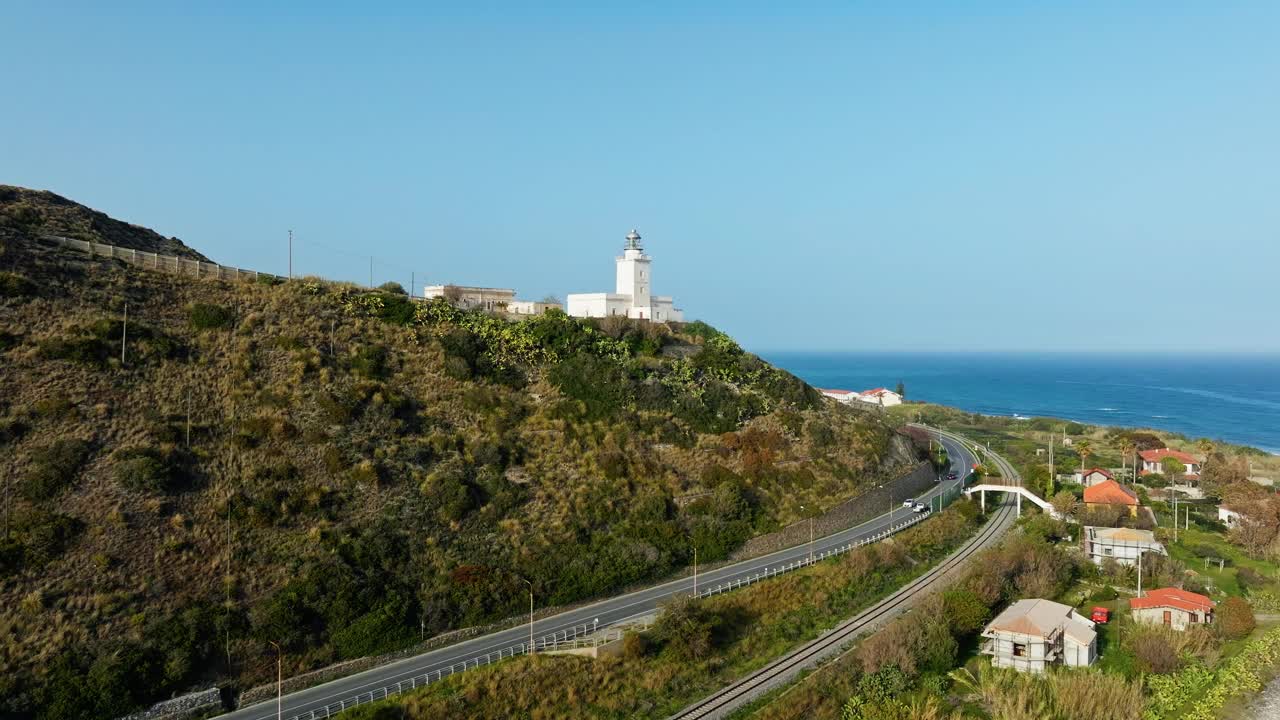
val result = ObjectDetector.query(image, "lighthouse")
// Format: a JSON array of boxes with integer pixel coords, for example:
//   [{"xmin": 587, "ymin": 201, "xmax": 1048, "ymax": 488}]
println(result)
[{"xmin": 566, "ymin": 229, "xmax": 684, "ymax": 322}]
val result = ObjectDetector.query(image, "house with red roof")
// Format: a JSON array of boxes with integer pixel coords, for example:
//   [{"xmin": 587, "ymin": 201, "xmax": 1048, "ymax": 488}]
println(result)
[
  {"xmin": 1078, "ymin": 468, "xmax": 1114, "ymax": 488},
  {"xmin": 1140, "ymin": 448, "xmax": 1201, "ymax": 480},
  {"xmin": 1083, "ymin": 479, "xmax": 1140, "ymax": 517},
  {"xmin": 1129, "ymin": 588, "xmax": 1215, "ymax": 631},
  {"xmin": 858, "ymin": 388, "xmax": 903, "ymax": 407},
  {"xmin": 818, "ymin": 388, "xmax": 858, "ymax": 406}
]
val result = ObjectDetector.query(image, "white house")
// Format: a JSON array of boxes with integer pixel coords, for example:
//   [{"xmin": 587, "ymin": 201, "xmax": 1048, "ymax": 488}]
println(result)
[
  {"xmin": 1130, "ymin": 588, "xmax": 1215, "ymax": 631},
  {"xmin": 1218, "ymin": 505, "xmax": 1245, "ymax": 528},
  {"xmin": 981, "ymin": 598, "xmax": 1097, "ymax": 673},
  {"xmin": 858, "ymin": 388, "xmax": 903, "ymax": 407},
  {"xmin": 819, "ymin": 389, "xmax": 859, "ymax": 405},
  {"xmin": 566, "ymin": 230, "xmax": 684, "ymax": 323},
  {"xmin": 1082, "ymin": 526, "xmax": 1166, "ymax": 567},
  {"xmin": 1139, "ymin": 448, "xmax": 1201, "ymax": 480},
  {"xmin": 507, "ymin": 299, "xmax": 563, "ymax": 315},
  {"xmin": 422, "ymin": 285, "xmax": 515, "ymax": 311},
  {"xmin": 1076, "ymin": 468, "xmax": 1115, "ymax": 488}
]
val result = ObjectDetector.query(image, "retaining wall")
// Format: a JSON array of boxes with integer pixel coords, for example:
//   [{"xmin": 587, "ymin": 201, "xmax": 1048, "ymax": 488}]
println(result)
[{"xmin": 729, "ymin": 461, "xmax": 938, "ymax": 561}]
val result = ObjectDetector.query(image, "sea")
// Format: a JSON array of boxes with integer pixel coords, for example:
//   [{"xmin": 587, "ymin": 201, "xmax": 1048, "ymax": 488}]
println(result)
[{"xmin": 759, "ymin": 353, "xmax": 1280, "ymax": 455}]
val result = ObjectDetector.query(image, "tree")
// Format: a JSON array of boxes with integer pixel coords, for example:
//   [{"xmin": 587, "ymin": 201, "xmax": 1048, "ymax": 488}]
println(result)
[
  {"xmin": 1119, "ymin": 438, "xmax": 1136, "ymax": 482},
  {"xmin": 1050, "ymin": 490, "xmax": 1078, "ymax": 519},
  {"xmin": 377, "ymin": 282, "xmax": 407, "ymax": 295},
  {"xmin": 1201, "ymin": 453, "xmax": 1249, "ymax": 499},
  {"xmin": 1217, "ymin": 596, "xmax": 1256, "ymax": 640},
  {"xmin": 895, "ymin": 380, "xmax": 906, "ymax": 399},
  {"xmin": 1161, "ymin": 458, "xmax": 1186, "ymax": 487},
  {"xmin": 442, "ymin": 284, "xmax": 464, "ymax": 304},
  {"xmin": 1196, "ymin": 438, "xmax": 1214, "ymax": 459},
  {"xmin": 1076, "ymin": 439, "xmax": 1093, "ymax": 474}
]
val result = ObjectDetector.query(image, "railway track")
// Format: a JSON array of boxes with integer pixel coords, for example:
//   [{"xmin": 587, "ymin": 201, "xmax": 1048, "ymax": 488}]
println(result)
[{"xmin": 669, "ymin": 432, "xmax": 1021, "ymax": 720}]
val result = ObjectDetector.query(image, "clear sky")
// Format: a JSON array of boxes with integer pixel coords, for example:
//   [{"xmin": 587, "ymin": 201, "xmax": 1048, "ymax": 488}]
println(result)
[{"xmin": 3, "ymin": 2, "xmax": 1278, "ymax": 352}]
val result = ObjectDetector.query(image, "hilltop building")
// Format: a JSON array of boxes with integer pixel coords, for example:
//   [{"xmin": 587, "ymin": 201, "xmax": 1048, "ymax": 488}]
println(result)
[
  {"xmin": 566, "ymin": 230, "xmax": 683, "ymax": 322},
  {"xmin": 423, "ymin": 285, "xmax": 563, "ymax": 315},
  {"xmin": 859, "ymin": 388, "xmax": 903, "ymax": 407},
  {"xmin": 819, "ymin": 389, "xmax": 859, "ymax": 405},
  {"xmin": 422, "ymin": 285, "xmax": 515, "ymax": 312}
]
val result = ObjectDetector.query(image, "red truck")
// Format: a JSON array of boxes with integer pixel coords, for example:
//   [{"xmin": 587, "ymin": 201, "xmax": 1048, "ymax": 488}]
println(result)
[{"xmin": 1090, "ymin": 606, "xmax": 1111, "ymax": 624}]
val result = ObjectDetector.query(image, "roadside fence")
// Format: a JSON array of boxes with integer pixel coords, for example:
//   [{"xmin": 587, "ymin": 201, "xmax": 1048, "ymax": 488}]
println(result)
[{"xmin": 41, "ymin": 235, "xmax": 289, "ymax": 285}]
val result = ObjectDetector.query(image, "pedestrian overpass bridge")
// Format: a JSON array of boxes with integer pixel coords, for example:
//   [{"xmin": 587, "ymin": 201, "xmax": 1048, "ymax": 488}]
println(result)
[{"xmin": 965, "ymin": 483, "xmax": 1060, "ymax": 519}]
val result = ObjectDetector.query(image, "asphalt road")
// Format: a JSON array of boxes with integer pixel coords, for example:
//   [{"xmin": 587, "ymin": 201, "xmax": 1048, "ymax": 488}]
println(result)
[{"xmin": 220, "ymin": 430, "xmax": 975, "ymax": 720}]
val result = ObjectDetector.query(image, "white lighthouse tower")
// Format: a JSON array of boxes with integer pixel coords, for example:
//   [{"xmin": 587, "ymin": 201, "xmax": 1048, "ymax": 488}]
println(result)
[
  {"xmin": 615, "ymin": 229, "xmax": 652, "ymax": 310},
  {"xmin": 566, "ymin": 229, "xmax": 683, "ymax": 322}
]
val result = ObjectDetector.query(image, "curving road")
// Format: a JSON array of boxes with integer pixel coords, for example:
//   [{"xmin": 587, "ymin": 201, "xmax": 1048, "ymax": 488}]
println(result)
[
  {"xmin": 669, "ymin": 425, "xmax": 1019, "ymax": 719},
  {"xmin": 219, "ymin": 429, "xmax": 977, "ymax": 720}
]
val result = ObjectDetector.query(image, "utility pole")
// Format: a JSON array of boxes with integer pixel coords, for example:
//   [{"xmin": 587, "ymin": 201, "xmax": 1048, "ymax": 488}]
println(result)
[
  {"xmin": 369, "ymin": 256, "xmax": 373, "ymax": 289},
  {"xmin": 269, "ymin": 641, "xmax": 282, "ymax": 720},
  {"xmin": 411, "ymin": 271, "xmax": 415, "ymax": 299},
  {"xmin": 1048, "ymin": 432, "xmax": 1054, "ymax": 493},
  {"xmin": 226, "ymin": 490, "xmax": 233, "ymax": 670},
  {"xmin": 1136, "ymin": 552, "xmax": 1144, "ymax": 598},
  {"xmin": 288, "ymin": 230, "xmax": 293, "ymax": 279},
  {"xmin": 120, "ymin": 302, "xmax": 128, "ymax": 366}
]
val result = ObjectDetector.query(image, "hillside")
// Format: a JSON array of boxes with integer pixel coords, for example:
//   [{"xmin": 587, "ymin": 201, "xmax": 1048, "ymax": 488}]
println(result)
[
  {"xmin": 0, "ymin": 192, "xmax": 919, "ymax": 718},
  {"xmin": 0, "ymin": 185, "xmax": 209, "ymax": 261}
]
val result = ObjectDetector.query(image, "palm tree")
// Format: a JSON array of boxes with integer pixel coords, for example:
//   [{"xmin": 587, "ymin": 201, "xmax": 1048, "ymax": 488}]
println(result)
[
  {"xmin": 1197, "ymin": 438, "xmax": 1214, "ymax": 462},
  {"xmin": 1076, "ymin": 439, "xmax": 1094, "ymax": 475},
  {"xmin": 1119, "ymin": 438, "xmax": 1136, "ymax": 483}
]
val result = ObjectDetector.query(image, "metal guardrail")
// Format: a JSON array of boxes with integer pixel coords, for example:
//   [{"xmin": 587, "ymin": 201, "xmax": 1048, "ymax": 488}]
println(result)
[
  {"xmin": 693, "ymin": 510, "xmax": 933, "ymax": 600},
  {"xmin": 281, "ymin": 506, "xmax": 946, "ymax": 720}
]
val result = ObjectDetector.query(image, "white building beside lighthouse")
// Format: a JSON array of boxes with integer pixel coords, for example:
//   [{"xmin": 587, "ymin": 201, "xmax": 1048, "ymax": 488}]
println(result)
[{"xmin": 566, "ymin": 229, "xmax": 684, "ymax": 322}]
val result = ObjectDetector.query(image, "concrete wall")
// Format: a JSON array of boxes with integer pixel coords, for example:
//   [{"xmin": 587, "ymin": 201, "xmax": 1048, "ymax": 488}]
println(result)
[
  {"xmin": 1133, "ymin": 606, "xmax": 1205, "ymax": 631},
  {"xmin": 729, "ymin": 461, "xmax": 938, "ymax": 561}
]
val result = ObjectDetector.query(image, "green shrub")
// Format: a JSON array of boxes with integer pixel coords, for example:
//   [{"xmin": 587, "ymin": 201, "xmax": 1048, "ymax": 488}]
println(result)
[
  {"xmin": 1237, "ymin": 566, "xmax": 1269, "ymax": 591},
  {"xmin": 350, "ymin": 344, "xmax": 388, "ymax": 379},
  {"xmin": 21, "ymin": 439, "xmax": 92, "ymax": 501},
  {"xmin": 10, "ymin": 510, "xmax": 83, "ymax": 569},
  {"xmin": 112, "ymin": 447, "xmax": 184, "ymax": 494},
  {"xmin": 1091, "ymin": 585, "xmax": 1119, "ymax": 601},
  {"xmin": 0, "ymin": 272, "xmax": 36, "ymax": 298},
  {"xmin": 187, "ymin": 303, "xmax": 234, "ymax": 330},
  {"xmin": 0, "ymin": 416, "xmax": 29, "ymax": 446},
  {"xmin": 1218, "ymin": 596, "xmax": 1256, "ymax": 639}
]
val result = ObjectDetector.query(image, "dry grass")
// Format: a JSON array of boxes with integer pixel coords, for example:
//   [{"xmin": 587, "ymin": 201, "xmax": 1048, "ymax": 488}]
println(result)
[{"xmin": 0, "ymin": 236, "xmax": 912, "ymax": 708}]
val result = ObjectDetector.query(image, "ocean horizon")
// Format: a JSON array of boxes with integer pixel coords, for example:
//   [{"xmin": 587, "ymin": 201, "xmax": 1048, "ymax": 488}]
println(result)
[{"xmin": 758, "ymin": 351, "xmax": 1280, "ymax": 454}]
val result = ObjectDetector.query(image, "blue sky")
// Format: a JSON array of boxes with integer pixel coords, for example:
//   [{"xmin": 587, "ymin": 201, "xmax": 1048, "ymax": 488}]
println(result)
[{"xmin": 3, "ymin": 2, "xmax": 1278, "ymax": 352}]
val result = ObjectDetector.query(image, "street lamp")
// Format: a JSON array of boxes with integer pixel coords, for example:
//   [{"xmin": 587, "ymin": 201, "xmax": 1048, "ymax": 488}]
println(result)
[
  {"xmin": 268, "ymin": 641, "xmax": 282, "ymax": 720},
  {"xmin": 800, "ymin": 505, "xmax": 814, "ymax": 563},
  {"xmin": 687, "ymin": 535, "xmax": 698, "ymax": 597},
  {"xmin": 521, "ymin": 577, "xmax": 535, "ymax": 656}
]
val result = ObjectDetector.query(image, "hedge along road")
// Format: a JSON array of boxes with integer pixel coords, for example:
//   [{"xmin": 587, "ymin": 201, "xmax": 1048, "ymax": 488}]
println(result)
[{"xmin": 219, "ymin": 429, "xmax": 977, "ymax": 720}]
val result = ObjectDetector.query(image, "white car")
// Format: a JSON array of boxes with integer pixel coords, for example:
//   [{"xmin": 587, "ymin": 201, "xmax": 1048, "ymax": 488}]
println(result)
[
  {"xmin": 902, "ymin": 499, "xmax": 916, "ymax": 508},
  {"xmin": 911, "ymin": 502, "xmax": 929, "ymax": 513}
]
